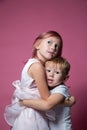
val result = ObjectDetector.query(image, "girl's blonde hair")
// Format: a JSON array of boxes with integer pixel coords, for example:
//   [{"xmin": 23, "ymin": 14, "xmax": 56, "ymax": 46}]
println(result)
[{"xmin": 32, "ymin": 30, "xmax": 63, "ymax": 57}]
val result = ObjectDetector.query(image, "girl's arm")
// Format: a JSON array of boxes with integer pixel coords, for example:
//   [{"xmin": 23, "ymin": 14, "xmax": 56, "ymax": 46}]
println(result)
[
  {"xmin": 20, "ymin": 94, "xmax": 76, "ymax": 111},
  {"xmin": 28, "ymin": 62, "xmax": 50, "ymax": 99}
]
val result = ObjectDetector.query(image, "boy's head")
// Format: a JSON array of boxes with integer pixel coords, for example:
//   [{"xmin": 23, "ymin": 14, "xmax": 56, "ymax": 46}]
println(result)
[{"xmin": 45, "ymin": 57, "xmax": 70, "ymax": 88}]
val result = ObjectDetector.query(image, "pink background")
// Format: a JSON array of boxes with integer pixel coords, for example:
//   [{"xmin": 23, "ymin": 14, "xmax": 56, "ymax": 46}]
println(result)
[{"xmin": 0, "ymin": 0, "xmax": 87, "ymax": 130}]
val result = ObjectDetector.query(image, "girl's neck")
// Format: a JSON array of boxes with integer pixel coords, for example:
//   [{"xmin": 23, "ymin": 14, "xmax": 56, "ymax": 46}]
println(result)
[{"xmin": 34, "ymin": 56, "xmax": 45, "ymax": 65}]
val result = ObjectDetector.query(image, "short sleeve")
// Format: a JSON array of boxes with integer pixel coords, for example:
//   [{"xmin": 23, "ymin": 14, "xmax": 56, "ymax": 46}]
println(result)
[{"xmin": 50, "ymin": 84, "xmax": 70, "ymax": 99}]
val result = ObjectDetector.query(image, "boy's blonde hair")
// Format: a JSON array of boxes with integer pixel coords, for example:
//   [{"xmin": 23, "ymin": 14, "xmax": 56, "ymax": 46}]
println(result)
[
  {"xmin": 32, "ymin": 30, "xmax": 63, "ymax": 57},
  {"xmin": 45, "ymin": 57, "xmax": 70, "ymax": 78}
]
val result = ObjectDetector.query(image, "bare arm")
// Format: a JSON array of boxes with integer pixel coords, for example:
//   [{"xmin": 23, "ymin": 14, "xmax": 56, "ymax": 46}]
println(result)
[
  {"xmin": 28, "ymin": 62, "xmax": 50, "ymax": 99},
  {"xmin": 20, "ymin": 95, "xmax": 76, "ymax": 111},
  {"xmin": 20, "ymin": 94, "xmax": 75, "ymax": 111},
  {"xmin": 20, "ymin": 93, "xmax": 65, "ymax": 111}
]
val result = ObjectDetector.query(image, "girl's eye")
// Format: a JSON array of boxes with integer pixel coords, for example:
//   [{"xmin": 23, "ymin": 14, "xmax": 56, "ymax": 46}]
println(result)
[
  {"xmin": 55, "ymin": 44, "xmax": 58, "ymax": 49},
  {"xmin": 47, "ymin": 41, "xmax": 51, "ymax": 44}
]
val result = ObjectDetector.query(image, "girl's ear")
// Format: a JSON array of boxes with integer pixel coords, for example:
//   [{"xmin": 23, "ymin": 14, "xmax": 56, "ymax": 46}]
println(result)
[{"xmin": 33, "ymin": 39, "xmax": 41, "ymax": 49}]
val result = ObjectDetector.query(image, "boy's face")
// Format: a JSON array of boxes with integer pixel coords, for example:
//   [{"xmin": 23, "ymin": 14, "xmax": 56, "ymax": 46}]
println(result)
[{"xmin": 45, "ymin": 61, "xmax": 64, "ymax": 88}]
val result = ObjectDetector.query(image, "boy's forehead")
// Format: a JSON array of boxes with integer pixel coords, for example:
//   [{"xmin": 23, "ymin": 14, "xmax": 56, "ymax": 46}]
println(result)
[
  {"xmin": 45, "ymin": 61, "xmax": 58, "ymax": 67},
  {"xmin": 45, "ymin": 61, "xmax": 62, "ymax": 69}
]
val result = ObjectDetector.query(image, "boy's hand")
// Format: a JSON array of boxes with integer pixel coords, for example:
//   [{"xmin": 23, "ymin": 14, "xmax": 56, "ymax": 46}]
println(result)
[{"xmin": 65, "ymin": 96, "xmax": 76, "ymax": 107}]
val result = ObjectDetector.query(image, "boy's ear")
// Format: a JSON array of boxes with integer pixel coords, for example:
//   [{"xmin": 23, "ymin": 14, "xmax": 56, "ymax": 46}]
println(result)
[{"xmin": 64, "ymin": 75, "xmax": 70, "ymax": 82}]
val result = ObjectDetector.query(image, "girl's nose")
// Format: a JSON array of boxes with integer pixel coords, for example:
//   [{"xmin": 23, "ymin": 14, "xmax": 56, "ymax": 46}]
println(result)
[{"xmin": 50, "ymin": 44, "xmax": 56, "ymax": 50}]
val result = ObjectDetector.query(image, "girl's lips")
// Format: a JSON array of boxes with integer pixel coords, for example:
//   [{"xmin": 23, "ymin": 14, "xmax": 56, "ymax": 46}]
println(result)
[
  {"xmin": 48, "ymin": 51, "xmax": 57, "ymax": 57},
  {"xmin": 48, "ymin": 51, "xmax": 54, "ymax": 55}
]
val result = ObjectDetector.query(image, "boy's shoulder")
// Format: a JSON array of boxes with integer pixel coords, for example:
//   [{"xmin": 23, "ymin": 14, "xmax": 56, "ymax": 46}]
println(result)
[{"xmin": 51, "ymin": 84, "xmax": 70, "ymax": 98}]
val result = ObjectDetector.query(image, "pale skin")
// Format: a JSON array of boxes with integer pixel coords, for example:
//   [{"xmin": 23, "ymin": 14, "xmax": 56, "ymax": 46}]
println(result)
[
  {"xmin": 20, "ymin": 60, "xmax": 76, "ymax": 111},
  {"xmin": 20, "ymin": 36, "xmax": 76, "ymax": 109}
]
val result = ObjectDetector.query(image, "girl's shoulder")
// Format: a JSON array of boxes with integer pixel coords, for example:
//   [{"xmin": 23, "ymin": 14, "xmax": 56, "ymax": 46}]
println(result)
[
  {"xmin": 28, "ymin": 58, "xmax": 44, "ymax": 67},
  {"xmin": 28, "ymin": 58, "xmax": 40, "ymax": 63},
  {"xmin": 22, "ymin": 58, "xmax": 40, "ymax": 73},
  {"xmin": 25, "ymin": 58, "xmax": 40, "ymax": 66},
  {"xmin": 26, "ymin": 58, "xmax": 44, "ymax": 73}
]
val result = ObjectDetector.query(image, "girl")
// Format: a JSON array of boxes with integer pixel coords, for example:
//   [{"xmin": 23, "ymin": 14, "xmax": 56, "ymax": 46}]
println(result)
[{"xmin": 4, "ymin": 31, "xmax": 75, "ymax": 130}]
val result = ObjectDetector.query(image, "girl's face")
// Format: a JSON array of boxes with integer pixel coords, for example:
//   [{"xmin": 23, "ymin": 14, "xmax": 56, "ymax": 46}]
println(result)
[
  {"xmin": 36, "ymin": 36, "xmax": 61, "ymax": 62},
  {"xmin": 45, "ymin": 62, "xmax": 64, "ymax": 88}
]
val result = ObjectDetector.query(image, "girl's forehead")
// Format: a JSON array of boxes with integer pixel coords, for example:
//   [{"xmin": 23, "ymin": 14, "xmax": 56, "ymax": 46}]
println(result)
[{"xmin": 44, "ymin": 36, "xmax": 60, "ymax": 41}]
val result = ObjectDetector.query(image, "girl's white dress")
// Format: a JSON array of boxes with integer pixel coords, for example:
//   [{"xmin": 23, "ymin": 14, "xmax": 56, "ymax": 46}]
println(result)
[
  {"xmin": 49, "ymin": 84, "xmax": 72, "ymax": 130},
  {"xmin": 4, "ymin": 58, "xmax": 55, "ymax": 130}
]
